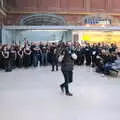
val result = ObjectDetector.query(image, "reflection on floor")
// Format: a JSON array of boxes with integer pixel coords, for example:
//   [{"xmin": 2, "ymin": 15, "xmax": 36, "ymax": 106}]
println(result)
[{"xmin": 0, "ymin": 66, "xmax": 120, "ymax": 120}]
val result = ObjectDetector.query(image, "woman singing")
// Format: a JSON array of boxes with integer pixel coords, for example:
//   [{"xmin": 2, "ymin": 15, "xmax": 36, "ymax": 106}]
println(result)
[
  {"xmin": 23, "ymin": 47, "xmax": 32, "ymax": 67},
  {"xmin": 17, "ymin": 47, "xmax": 24, "ymax": 68},
  {"xmin": 10, "ymin": 46, "xmax": 17, "ymax": 69},
  {"xmin": 2, "ymin": 46, "xmax": 12, "ymax": 72}
]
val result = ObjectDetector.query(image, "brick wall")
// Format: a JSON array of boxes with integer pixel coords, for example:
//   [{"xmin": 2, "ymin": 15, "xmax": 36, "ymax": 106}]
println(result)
[
  {"xmin": 5, "ymin": 0, "xmax": 120, "ymax": 25},
  {"xmin": 6, "ymin": 0, "xmax": 120, "ymax": 12}
]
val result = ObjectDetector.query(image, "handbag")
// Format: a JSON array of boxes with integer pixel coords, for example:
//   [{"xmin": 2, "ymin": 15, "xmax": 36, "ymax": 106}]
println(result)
[
  {"xmin": 58, "ymin": 55, "xmax": 64, "ymax": 62},
  {"xmin": 71, "ymin": 53, "xmax": 77, "ymax": 60}
]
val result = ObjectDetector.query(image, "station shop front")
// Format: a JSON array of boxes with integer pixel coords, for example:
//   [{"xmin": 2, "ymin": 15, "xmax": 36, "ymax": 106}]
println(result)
[{"xmin": 72, "ymin": 14, "xmax": 120, "ymax": 46}]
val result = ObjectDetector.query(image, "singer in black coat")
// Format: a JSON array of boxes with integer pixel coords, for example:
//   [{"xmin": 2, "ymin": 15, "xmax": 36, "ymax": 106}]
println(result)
[
  {"xmin": 84, "ymin": 45, "xmax": 92, "ymax": 65},
  {"xmin": 50, "ymin": 47, "xmax": 58, "ymax": 71}
]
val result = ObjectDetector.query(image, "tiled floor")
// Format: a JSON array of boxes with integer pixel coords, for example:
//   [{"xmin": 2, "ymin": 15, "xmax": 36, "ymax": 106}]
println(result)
[{"xmin": 0, "ymin": 66, "xmax": 120, "ymax": 120}]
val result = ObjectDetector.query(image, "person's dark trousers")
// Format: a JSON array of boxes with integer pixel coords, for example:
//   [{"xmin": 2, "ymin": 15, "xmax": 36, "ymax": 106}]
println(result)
[
  {"xmin": 61, "ymin": 71, "xmax": 73, "ymax": 94},
  {"xmin": 81, "ymin": 56, "xmax": 85, "ymax": 65},
  {"xmin": 78, "ymin": 55, "xmax": 84, "ymax": 65},
  {"xmin": 38, "ymin": 54, "xmax": 42, "ymax": 66},
  {"xmin": 41, "ymin": 53, "xmax": 48, "ymax": 66},
  {"xmin": 96, "ymin": 62, "xmax": 104, "ymax": 73},
  {"xmin": 47, "ymin": 53, "xmax": 52, "ymax": 64},
  {"xmin": 4, "ymin": 59, "xmax": 12, "ymax": 72},
  {"xmin": 33, "ymin": 54, "xmax": 39, "ymax": 67},
  {"xmin": 92, "ymin": 55, "xmax": 96, "ymax": 67},
  {"xmin": 10, "ymin": 56, "xmax": 16, "ymax": 69},
  {"xmin": 52, "ymin": 62, "xmax": 58, "ymax": 71},
  {"xmin": 104, "ymin": 64, "xmax": 112, "ymax": 75},
  {"xmin": 85, "ymin": 55, "xmax": 91, "ymax": 65}
]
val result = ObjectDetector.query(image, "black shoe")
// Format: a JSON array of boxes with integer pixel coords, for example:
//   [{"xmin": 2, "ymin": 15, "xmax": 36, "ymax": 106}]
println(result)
[
  {"xmin": 92, "ymin": 64, "xmax": 95, "ymax": 67},
  {"xmin": 66, "ymin": 93, "xmax": 73, "ymax": 96},
  {"xmin": 60, "ymin": 85, "xmax": 64, "ymax": 93},
  {"xmin": 52, "ymin": 69, "xmax": 54, "ymax": 71}
]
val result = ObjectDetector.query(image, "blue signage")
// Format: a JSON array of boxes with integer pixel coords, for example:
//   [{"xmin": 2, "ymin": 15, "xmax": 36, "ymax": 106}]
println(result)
[{"xmin": 84, "ymin": 18, "xmax": 111, "ymax": 25}]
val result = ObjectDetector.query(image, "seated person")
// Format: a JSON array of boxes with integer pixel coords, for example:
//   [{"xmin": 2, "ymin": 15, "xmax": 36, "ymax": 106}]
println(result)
[
  {"xmin": 112, "ymin": 54, "xmax": 120, "ymax": 71},
  {"xmin": 103, "ymin": 52, "xmax": 117, "ymax": 75},
  {"xmin": 95, "ymin": 55, "xmax": 104, "ymax": 73}
]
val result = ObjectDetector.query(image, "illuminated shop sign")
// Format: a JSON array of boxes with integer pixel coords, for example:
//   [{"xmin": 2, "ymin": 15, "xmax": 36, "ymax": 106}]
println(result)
[
  {"xmin": 83, "ymin": 14, "xmax": 113, "ymax": 25},
  {"xmin": 84, "ymin": 18, "xmax": 111, "ymax": 25}
]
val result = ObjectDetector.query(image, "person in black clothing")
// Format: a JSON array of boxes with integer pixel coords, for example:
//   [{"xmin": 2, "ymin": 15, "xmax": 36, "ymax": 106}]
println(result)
[
  {"xmin": 51, "ymin": 47, "xmax": 58, "ymax": 71},
  {"xmin": 109, "ymin": 44, "xmax": 117, "ymax": 53},
  {"xmin": 2, "ymin": 46, "xmax": 12, "ymax": 72},
  {"xmin": 103, "ymin": 51, "xmax": 117, "ymax": 75},
  {"xmin": 101, "ymin": 51, "xmax": 112, "ymax": 65},
  {"xmin": 84, "ymin": 44, "xmax": 92, "ymax": 65},
  {"xmin": 31, "ymin": 43, "xmax": 41, "ymax": 67},
  {"xmin": 48, "ymin": 43, "xmax": 56, "ymax": 64},
  {"xmin": 23, "ymin": 47, "xmax": 32, "ymax": 68},
  {"xmin": 91, "ymin": 44, "xmax": 99, "ymax": 67},
  {"xmin": 111, "ymin": 52, "xmax": 117, "ymax": 63},
  {"xmin": 41, "ymin": 45, "xmax": 48, "ymax": 66},
  {"xmin": 10, "ymin": 45, "xmax": 17, "ymax": 69},
  {"xmin": 76, "ymin": 46, "xmax": 85, "ymax": 65},
  {"xmin": 16, "ymin": 47, "xmax": 24, "ymax": 68},
  {"xmin": 60, "ymin": 48, "xmax": 77, "ymax": 96},
  {"xmin": 95, "ymin": 54, "xmax": 104, "ymax": 73}
]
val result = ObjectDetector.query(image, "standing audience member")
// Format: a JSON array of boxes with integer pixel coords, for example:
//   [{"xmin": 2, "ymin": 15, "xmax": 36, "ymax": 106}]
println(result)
[
  {"xmin": 76, "ymin": 45, "xmax": 85, "ymax": 65},
  {"xmin": 91, "ymin": 44, "xmax": 99, "ymax": 67},
  {"xmin": 84, "ymin": 44, "xmax": 92, "ymax": 65},
  {"xmin": 51, "ymin": 47, "xmax": 58, "ymax": 71}
]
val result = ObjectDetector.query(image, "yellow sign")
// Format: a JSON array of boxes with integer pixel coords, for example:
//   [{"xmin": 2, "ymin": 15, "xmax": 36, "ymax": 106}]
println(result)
[{"xmin": 83, "ymin": 31, "xmax": 120, "ymax": 46}]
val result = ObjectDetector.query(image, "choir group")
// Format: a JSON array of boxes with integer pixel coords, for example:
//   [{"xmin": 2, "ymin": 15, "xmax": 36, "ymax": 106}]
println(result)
[{"xmin": 0, "ymin": 41, "xmax": 120, "ymax": 76}]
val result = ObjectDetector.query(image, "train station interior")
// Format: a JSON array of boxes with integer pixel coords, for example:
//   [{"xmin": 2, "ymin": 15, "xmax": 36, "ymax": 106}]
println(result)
[{"xmin": 0, "ymin": 0, "xmax": 120, "ymax": 120}]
